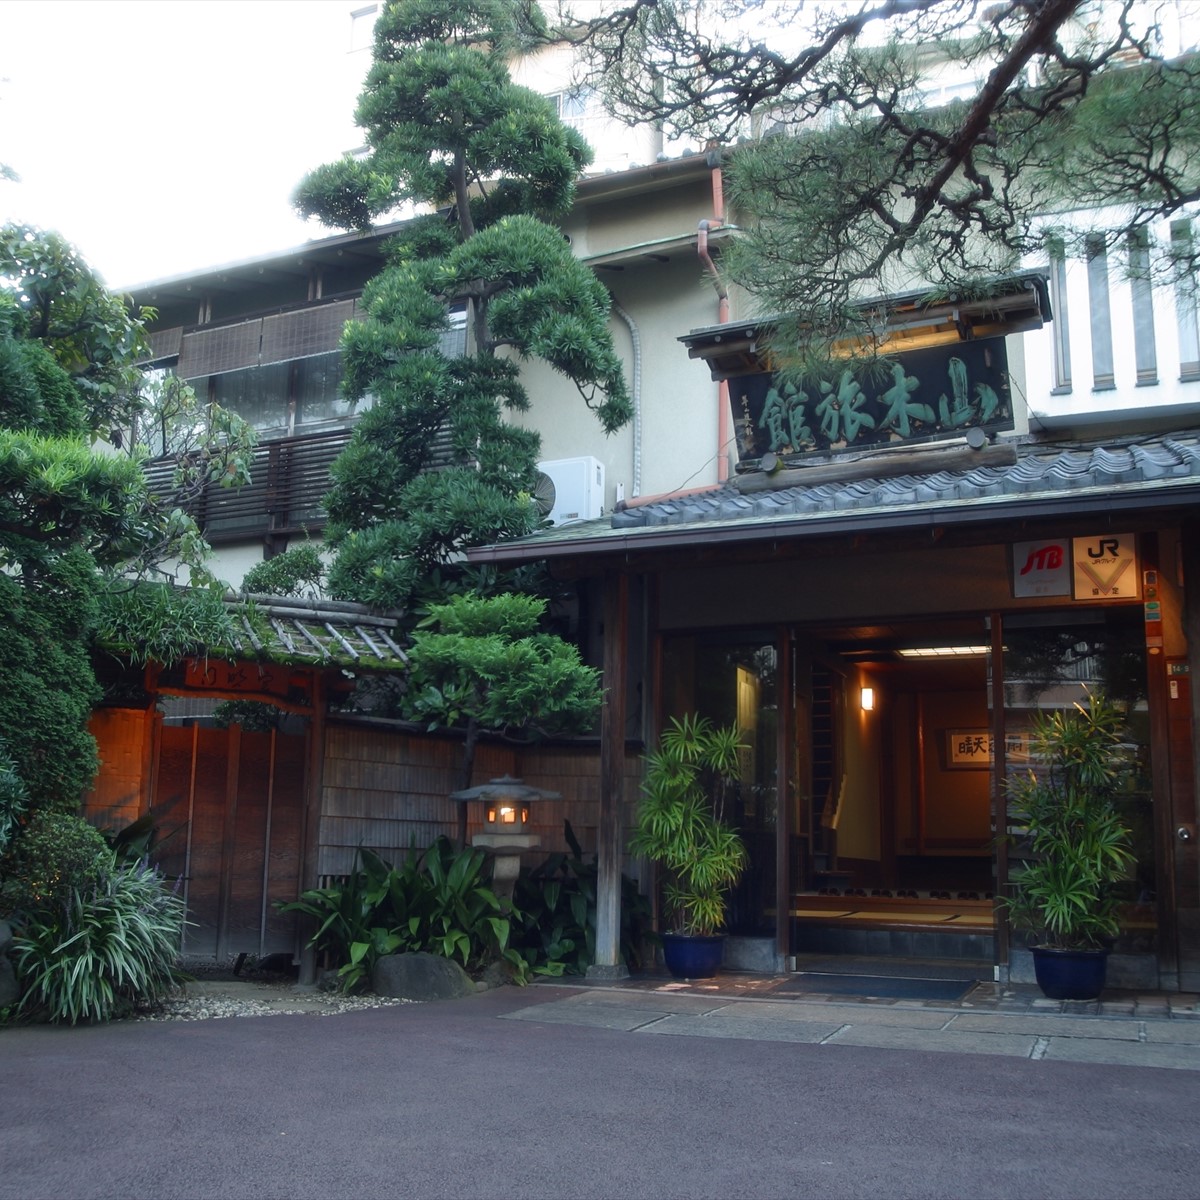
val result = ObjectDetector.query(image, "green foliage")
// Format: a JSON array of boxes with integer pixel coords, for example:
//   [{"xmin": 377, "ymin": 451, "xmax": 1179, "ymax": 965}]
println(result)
[
  {"xmin": 511, "ymin": 821, "xmax": 654, "ymax": 974},
  {"xmin": 0, "ymin": 224, "xmax": 150, "ymax": 434},
  {"xmin": 212, "ymin": 701, "xmax": 282, "ymax": 732},
  {"xmin": 567, "ymin": 1, "xmax": 1200, "ymax": 358},
  {"xmin": 96, "ymin": 581, "xmax": 243, "ymax": 667},
  {"xmin": 0, "ymin": 808, "xmax": 112, "ymax": 914},
  {"xmin": 0, "ymin": 555, "xmax": 101, "ymax": 810},
  {"xmin": 280, "ymin": 838, "xmax": 525, "ymax": 991},
  {"xmin": 0, "ymin": 427, "xmax": 150, "ymax": 572},
  {"xmin": 298, "ymin": 0, "xmax": 630, "ymax": 617},
  {"xmin": 241, "ymin": 543, "xmax": 326, "ymax": 598},
  {"xmin": 400, "ymin": 593, "xmax": 601, "ymax": 790},
  {"xmin": 1005, "ymin": 693, "xmax": 1137, "ymax": 951},
  {"xmin": 630, "ymin": 715, "xmax": 748, "ymax": 937},
  {"xmin": 10, "ymin": 859, "xmax": 185, "ymax": 1024},
  {"xmin": 0, "ymin": 744, "xmax": 29, "ymax": 857}
]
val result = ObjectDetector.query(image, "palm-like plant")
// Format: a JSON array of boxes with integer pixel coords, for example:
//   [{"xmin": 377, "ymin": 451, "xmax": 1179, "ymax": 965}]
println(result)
[
  {"xmin": 630, "ymin": 715, "xmax": 748, "ymax": 937},
  {"xmin": 1005, "ymin": 693, "xmax": 1136, "ymax": 951}
]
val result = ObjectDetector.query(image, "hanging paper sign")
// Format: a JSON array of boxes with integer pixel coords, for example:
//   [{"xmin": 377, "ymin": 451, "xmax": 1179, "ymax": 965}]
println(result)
[{"xmin": 732, "ymin": 338, "xmax": 1013, "ymax": 459}]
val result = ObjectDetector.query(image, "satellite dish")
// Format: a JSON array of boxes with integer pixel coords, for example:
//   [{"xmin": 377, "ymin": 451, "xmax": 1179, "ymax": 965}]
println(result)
[{"xmin": 532, "ymin": 471, "xmax": 556, "ymax": 519}]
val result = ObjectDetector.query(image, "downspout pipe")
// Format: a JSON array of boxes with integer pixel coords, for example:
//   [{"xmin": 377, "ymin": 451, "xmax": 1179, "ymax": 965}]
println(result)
[
  {"xmin": 611, "ymin": 297, "xmax": 643, "ymax": 498},
  {"xmin": 698, "ymin": 157, "xmax": 732, "ymax": 483}
]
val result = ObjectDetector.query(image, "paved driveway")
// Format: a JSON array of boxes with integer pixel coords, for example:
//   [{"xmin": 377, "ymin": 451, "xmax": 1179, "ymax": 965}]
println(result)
[{"xmin": 2, "ymin": 986, "xmax": 1195, "ymax": 1200}]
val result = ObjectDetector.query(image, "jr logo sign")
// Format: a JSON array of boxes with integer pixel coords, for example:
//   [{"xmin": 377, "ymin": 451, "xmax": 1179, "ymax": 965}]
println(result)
[{"xmin": 1072, "ymin": 533, "xmax": 1139, "ymax": 599}]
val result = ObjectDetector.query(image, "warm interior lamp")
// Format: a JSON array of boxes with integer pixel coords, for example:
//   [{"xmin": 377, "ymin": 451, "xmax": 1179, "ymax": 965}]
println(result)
[{"xmin": 861, "ymin": 686, "xmax": 876, "ymax": 712}]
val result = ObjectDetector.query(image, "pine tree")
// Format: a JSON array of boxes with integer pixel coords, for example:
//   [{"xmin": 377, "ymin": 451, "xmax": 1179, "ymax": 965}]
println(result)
[{"xmin": 295, "ymin": 0, "xmax": 631, "ymax": 616}]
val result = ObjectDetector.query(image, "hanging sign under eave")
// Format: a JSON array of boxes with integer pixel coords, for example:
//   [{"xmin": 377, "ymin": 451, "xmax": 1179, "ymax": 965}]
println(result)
[
  {"xmin": 731, "ymin": 337, "xmax": 1013, "ymax": 459},
  {"xmin": 679, "ymin": 274, "xmax": 1049, "ymax": 461}
]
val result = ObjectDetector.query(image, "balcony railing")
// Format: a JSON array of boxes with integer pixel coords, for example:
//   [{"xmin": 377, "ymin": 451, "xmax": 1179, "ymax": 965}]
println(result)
[{"xmin": 144, "ymin": 428, "xmax": 350, "ymax": 546}]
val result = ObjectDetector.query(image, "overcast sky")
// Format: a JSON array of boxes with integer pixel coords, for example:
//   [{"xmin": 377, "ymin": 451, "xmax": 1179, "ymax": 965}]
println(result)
[{"xmin": 1, "ymin": 0, "xmax": 368, "ymax": 288}]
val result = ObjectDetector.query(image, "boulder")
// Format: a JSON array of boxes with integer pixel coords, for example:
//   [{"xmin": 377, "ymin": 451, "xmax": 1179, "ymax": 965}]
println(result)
[{"xmin": 371, "ymin": 951, "xmax": 475, "ymax": 1001}]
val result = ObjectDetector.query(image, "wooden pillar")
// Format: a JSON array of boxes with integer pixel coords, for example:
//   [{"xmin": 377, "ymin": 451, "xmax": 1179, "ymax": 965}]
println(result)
[
  {"xmin": 215, "ymin": 722, "xmax": 242, "ymax": 963},
  {"xmin": 990, "ymin": 613, "xmax": 1009, "ymax": 972},
  {"xmin": 775, "ymin": 626, "xmax": 793, "ymax": 962},
  {"xmin": 589, "ymin": 571, "xmax": 630, "ymax": 978},
  {"xmin": 298, "ymin": 671, "xmax": 326, "ymax": 986}
]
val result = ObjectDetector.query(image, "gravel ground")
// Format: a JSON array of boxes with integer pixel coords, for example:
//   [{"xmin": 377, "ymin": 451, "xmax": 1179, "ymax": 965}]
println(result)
[{"xmin": 130, "ymin": 958, "xmax": 415, "ymax": 1022}]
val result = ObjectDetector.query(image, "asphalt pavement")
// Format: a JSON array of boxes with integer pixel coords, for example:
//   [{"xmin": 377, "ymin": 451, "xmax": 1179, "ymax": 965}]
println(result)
[{"xmin": 2, "ymin": 977, "xmax": 1198, "ymax": 1200}]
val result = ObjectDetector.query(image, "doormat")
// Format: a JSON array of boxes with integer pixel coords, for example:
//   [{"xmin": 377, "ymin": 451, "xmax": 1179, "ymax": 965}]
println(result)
[{"xmin": 774, "ymin": 973, "xmax": 975, "ymax": 1002}]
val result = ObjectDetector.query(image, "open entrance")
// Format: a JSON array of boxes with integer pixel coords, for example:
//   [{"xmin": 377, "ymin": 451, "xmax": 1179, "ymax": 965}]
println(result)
[{"xmin": 790, "ymin": 619, "xmax": 995, "ymax": 962}]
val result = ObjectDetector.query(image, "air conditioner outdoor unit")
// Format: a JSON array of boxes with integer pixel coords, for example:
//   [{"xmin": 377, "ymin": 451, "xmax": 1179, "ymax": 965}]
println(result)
[{"xmin": 536, "ymin": 456, "xmax": 605, "ymax": 525}]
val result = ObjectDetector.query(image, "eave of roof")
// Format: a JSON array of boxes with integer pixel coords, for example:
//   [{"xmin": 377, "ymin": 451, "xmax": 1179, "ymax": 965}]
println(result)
[{"xmin": 466, "ymin": 429, "xmax": 1200, "ymax": 566}]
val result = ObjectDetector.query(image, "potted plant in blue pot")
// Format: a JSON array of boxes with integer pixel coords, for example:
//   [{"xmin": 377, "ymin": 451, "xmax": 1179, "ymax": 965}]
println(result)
[
  {"xmin": 1005, "ymin": 693, "xmax": 1136, "ymax": 1001},
  {"xmin": 630, "ymin": 715, "xmax": 747, "ymax": 979}
]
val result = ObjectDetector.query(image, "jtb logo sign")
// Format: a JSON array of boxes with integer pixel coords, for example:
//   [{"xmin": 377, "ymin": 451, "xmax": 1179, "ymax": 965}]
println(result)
[
  {"xmin": 1012, "ymin": 540, "xmax": 1070, "ymax": 596},
  {"xmin": 1018, "ymin": 544, "xmax": 1064, "ymax": 576}
]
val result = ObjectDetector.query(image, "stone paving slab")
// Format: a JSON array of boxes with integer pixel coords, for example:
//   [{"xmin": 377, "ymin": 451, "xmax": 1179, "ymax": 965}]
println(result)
[
  {"xmin": 825, "ymin": 1024, "xmax": 1038, "ymax": 1057},
  {"xmin": 637, "ymin": 1012, "xmax": 843, "ymax": 1042},
  {"xmin": 947, "ymin": 1012, "xmax": 1142, "ymax": 1039},
  {"xmin": 1042, "ymin": 1038, "xmax": 1200, "ymax": 1070},
  {"xmin": 551, "ymin": 990, "xmax": 721, "ymax": 1015},
  {"xmin": 1139, "ymin": 1022, "xmax": 1200, "ymax": 1045},
  {"xmin": 501, "ymin": 1002, "xmax": 676, "ymax": 1032},
  {"xmin": 709, "ymin": 1000, "xmax": 952, "ymax": 1029}
]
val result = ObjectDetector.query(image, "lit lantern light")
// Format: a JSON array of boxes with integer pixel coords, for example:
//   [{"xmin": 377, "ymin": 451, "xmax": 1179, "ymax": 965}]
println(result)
[
  {"xmin": 861, "ymin": 686, "xmax": 876, "ymax": 712},
  {"xmin": 484, "ymin": 800, "xmax": 530, "ymax": 831}
]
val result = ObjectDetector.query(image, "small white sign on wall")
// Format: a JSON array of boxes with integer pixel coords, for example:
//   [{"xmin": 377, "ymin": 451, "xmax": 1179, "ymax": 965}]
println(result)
[
  {"xmin": 1071, "ymin": 533, "xmax": 1140, "ymax": 600},
  {"xmin": 1012, "ymin": 539, "xmax": 1071, "ymax": 597}
]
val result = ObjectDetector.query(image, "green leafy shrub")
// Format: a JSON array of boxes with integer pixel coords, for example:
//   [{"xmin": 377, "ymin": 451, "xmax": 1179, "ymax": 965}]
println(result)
[
  {"xmin": 281, "ymin": 837, "xmax": 521, "ymax": 991},
  {"xmin": 0, "ymin": 744, "xmax": 28, "ymax": 857},
  {"xmin": 1, "ymin": 808, "xmax": 112, "ymax": 915},
  {"xmin": 630, "ymin": 715, "xmax": 748, "ymax": 937},
  {"xmin": 1005, "ymin": 693, "xmax": 1137, "ymax": 950},
  {"xmin": 11, "ymin": 859, "xmax": 185, "ymax": 1024},
  {"xmin": 241, "ymin": 543, "xmax": 325, "ymax": 598},
  {"xmin": 511, "ymin": 821, "xmax": 654, "ymax": 975}
]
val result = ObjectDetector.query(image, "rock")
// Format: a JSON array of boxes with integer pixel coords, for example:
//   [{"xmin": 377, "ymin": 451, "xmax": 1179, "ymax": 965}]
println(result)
[
  {"xmin": 371, "ymin": 952, "xmax": 475, "ymax": 1002},
  {"xmin": 477, "ymin": 961, "xmax": 511, "ymax": 991}
]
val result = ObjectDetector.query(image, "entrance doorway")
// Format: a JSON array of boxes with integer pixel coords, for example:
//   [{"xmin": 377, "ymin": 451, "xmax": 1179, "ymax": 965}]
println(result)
[
  {"xmin": 791, "ymin": 621, "xmax": 995, "ymax": 961},
  {"xmin": 152, "ymin": 721, "xmax": 308, "ymax": 960}
]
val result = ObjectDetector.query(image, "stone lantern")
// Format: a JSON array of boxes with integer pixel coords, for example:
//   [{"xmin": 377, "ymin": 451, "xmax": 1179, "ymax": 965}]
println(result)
[{"xmin": 449, "ymin": 775, "xmax": 559, "ymax": 901}]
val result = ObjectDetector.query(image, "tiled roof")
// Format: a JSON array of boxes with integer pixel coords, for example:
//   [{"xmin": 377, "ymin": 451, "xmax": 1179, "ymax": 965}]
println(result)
[
  {"xmin": 470, "ymin": 429, "xmax": 1200, "ymax": 563},
  {"xmin": 616, "ymin": 433, "xmax": 1200, "ymax": 528},
  {"xmin": 225, "ymin": 594, "xmax": 408, "ymax": 671}
]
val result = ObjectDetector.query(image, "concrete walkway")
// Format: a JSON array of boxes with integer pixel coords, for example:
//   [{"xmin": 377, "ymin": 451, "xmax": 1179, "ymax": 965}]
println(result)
[{"xmin": 502, "ymin": 967, "xmax": 1200, "ymax": 1071}]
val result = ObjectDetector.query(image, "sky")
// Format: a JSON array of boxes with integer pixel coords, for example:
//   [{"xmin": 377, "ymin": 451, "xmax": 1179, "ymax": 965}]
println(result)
[{"xmin": 0, "ymin": 0, "xmax": 370, "ymax": 288}]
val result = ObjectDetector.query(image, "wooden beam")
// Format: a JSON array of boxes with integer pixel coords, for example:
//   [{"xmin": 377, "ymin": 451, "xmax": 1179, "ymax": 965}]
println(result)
[{"xmin": 590, "ymin": 571, "xmax": 630, "ymax": 977}]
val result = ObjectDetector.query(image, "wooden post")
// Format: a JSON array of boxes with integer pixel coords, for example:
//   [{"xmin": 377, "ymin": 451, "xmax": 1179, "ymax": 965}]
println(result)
[
  {"xmin": 990, "ymin": 613, "xmax": 1009, "ymax": 974},
  {"xmin": 589, "ymin": 571, "xmax": 630, "ymax": 978},
  {"xmin": 215, "ymin": 722, "xmax": 242, "ymax": 964},
  {"xmin": 298, "ymin": 671, "xmax": 326, "ymax": 986},
  {"xmin": 775, "ymin": 626, "xmax": 792, "ymax": 964}
]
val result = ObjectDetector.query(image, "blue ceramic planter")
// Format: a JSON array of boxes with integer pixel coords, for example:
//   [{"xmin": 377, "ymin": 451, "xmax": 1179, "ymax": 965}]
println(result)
[
  {"xmin": 661, "ymin": 932, "xmax": 724, "ymax": 979},
  {"xmin": 1031, "ymin": 946, "xmax": 1109, "ymax": 1000}
]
